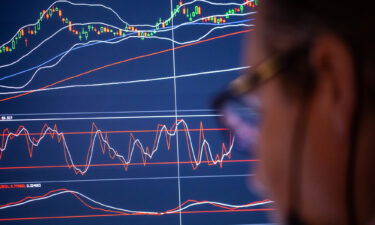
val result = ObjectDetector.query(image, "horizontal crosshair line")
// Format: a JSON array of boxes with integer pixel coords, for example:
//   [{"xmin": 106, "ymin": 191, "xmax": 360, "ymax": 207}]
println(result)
[
  {"xmin": 0, "ymin": 174, "xmax": 255, "ymax": 185},
  {"xmin": 0, "ymin": 128, "xmax": 229, "ymax": 136},
  {"xmin": 0, "ymin": 208, "xmax": 275, "ymax": 221},
  {"xmin": 0, "ymin": 159, "xmax": 259, "ymax": 170},
  {"xmin": 0, "ymin": 29, "xmax": 253, "ymax": 102},
  {"xmin": 0, "ymin": 114, "xmax": 222, "ymax": 122},
  {"xmin": 0, "ymin": 109, "xmax": 217, "ymax": 117}
]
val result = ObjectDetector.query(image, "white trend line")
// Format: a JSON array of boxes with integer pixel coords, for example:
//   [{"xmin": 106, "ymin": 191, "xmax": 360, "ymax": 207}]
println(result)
[
  {"xmin": 0, "ymin": 0, "xmax": 134, "ymax": 50},
  {"xmin": 0, "ymin": 22, "xmax": 129, "ymax": 69},
  {"xmin": 0, "ymin": 66, "xmax": 249, "ymax": 95},
  {"xmin": 132, "ymin": 23, "xmax": 254, "ymax": 45},
  {"xmin": 0, "ymin": 37, "xmax": 132, "ymax": 90},
  {"xmin": 0, "ymin": 12, "xmax": 253, "ymax": 71},
  {"xmin": 0, "ymin": 119, "xmax": 235, "ymax": 175},
  {"xmin": 0, "ymin": 0, "xmax": 254, "ymax": 49},
  {"xmin": 0, "ymin": 22, "xmax": 252, "ymax": 90},
  {"xmin": 0, "ymin": 188, "xmax": 273, "ymax": 216},
  {"xmin": 0, "ymin": 0, "xmax": 135, "ymax": 50},
  {"xmin": 138, "ymin": 23, "xmax": 254, "ymax": 45}
]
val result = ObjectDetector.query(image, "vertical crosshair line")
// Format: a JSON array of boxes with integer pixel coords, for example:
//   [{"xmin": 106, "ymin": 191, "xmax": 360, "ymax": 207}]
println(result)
[{"xmin": 169, "ymin": 0, "xmax": 183, "ymax": 225}]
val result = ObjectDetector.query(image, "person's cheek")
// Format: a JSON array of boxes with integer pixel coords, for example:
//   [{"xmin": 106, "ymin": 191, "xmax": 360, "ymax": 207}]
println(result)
[
  {"xmin": 252, "ymin": 111, "xmax": 276, "ymax": 198},
  {"xmin": 248, "ymin": 81, "xmax": 296, "ymax": 206}
]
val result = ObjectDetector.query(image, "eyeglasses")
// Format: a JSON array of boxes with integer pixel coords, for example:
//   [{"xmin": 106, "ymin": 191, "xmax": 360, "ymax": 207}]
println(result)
[
  {"xmin": 213, "ymin": 46, "xmax": 310, "ymax": 152},
  {"xmin": 213, "ymin": 57, "xmax": 279, "ymax": 153}
]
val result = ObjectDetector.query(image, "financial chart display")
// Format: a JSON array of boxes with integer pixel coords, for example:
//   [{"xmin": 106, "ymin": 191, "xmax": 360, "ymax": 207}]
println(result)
[{"xmin": 0, "ymin": 0, "xmax": 273, "ymax": 224}]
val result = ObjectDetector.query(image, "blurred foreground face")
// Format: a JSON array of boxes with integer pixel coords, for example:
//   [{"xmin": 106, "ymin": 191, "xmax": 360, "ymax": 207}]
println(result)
[
  {"xmin": 246, "ymin": 11, "xmax": 299, "ymax": 216},
  {"xmin": 246, "ymin": 4, "xmax": 355, "ymax": 224}
]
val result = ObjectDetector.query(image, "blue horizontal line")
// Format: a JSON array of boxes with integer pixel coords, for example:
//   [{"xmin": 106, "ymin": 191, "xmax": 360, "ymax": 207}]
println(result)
[
  {"xmin": 0, "ymin": 174, "xmax": 254, "ymax": 184},
  {"xmin": 0, "ymin": 18, "xmax": 253, "ymax": 82}
]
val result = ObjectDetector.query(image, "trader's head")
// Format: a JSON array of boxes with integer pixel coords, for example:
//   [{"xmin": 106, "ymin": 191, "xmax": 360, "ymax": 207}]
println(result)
[{"xmin": 219, "ymin": 1, "xmax": 375, "ymax": 224}]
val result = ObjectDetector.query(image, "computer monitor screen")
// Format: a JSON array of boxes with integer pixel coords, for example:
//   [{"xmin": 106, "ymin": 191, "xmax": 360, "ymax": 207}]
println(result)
[{"xmin": 0, "ymin": 0, "xmax": 272, "ymax": 224}]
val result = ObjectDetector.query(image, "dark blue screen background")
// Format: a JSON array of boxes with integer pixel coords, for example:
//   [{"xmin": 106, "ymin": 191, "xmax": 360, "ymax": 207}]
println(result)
[{"xmin": 0, "ymin": 0, "xmax": 273, "ymax": 224}]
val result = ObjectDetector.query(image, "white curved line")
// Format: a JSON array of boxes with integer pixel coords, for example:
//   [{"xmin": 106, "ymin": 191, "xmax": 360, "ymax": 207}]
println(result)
[
  {"xmin": 0, "ymin": 22, "xmax": 252, "ymax": 91},
  {"xmin": 0, "ymin": 36, "xmax": 136, "ymax": 90},
  {"xmin": 0, "ymin": 22, "xmax": 129, "ymax": 69},
  {"xmin": 0, "ymin": 12, "xmax": 253, "ymax": 70},
  {"xmin": 0, "ymin": 0, "xmax": 254, "ymax": 49},
  {"xmin": 0, "ymin": 188, "xmax": 272, "ymax": 215},
  {"xmin": 0, "ymin": 64, "xmax": 249, "ymax": 97}
]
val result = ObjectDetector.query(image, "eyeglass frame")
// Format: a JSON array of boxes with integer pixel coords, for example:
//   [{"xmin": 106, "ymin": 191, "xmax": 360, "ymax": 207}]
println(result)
[{"xmin": 214, "ymin": 44, "xmax": 312, "ymax": 109}]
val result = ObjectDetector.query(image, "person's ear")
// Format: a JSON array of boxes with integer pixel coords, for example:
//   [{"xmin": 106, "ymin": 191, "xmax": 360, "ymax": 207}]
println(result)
[{"xmin": 309, "ymin": 34, "xmax": 356, "ymax": 137}]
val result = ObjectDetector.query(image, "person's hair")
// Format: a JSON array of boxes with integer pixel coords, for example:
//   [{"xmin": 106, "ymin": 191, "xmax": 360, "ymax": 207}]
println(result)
[{"xmin": 261, "ymin": 0, "xmax": 375, "ymax": 109}]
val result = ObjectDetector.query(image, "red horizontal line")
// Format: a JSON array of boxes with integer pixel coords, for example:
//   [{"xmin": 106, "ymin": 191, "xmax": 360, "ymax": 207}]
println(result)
[
  {"xmin": 0, "ymin": 159, "xmax": 259, "ymax": 170},
  {"xmin": 0, "ymin": 29, "xmax": 253, "ymax": 103},
  {"xmin": 0, "ymin": 128, "xmax": 229, "ymax": 136},
  {"xmin": 0, "ymin": 208, "xmax": 275, "ymax": 221}
]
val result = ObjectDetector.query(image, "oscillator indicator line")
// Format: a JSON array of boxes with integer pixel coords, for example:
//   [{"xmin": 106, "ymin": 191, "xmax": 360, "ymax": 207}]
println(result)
[
  {"xmin": 0, "ymin": 187, "xmax": 274, "ymax": 220},
  {"xmin": 0, "ymin": 128, "xmax": 229, "ymax": 136},
  {"xmin": 0, "ymin": 119, "xmax": 238, "ymax": 175}
]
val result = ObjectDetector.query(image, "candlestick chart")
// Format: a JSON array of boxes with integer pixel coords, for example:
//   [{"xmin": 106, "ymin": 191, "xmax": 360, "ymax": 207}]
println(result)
[{"xmin": 0, "ymin": 0, "xmax": 273, "ymax": 224}]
